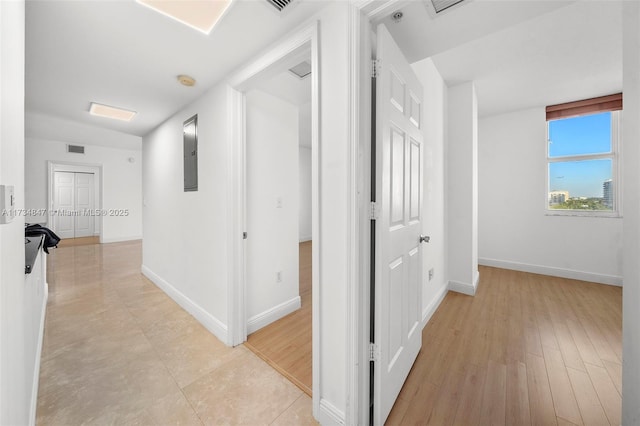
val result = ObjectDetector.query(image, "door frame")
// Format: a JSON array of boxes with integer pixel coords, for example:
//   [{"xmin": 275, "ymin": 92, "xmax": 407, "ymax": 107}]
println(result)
[
  {"xmin": 47, "ymin": 161, "xmax": 102, "ymax": 239},
  {"xmin": 226, "ymin": 19, "xmax": 321, "ymax": 414}
]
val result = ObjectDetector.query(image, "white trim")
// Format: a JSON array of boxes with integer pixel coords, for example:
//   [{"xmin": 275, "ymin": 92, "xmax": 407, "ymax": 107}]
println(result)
[
  {"xmin": 345, "ymin": 4, "xmax": 363, "ymax": 426},
  {"xmin": 227, "ymin": 86, "xmax": 245, "ymax": 347},
  {"xmin": 421, "ymin": 284, "xmax": 448, "ymax": 326},
  {"xmin": 478, "ymin": 257, "xmax": 623, "ymax": 287},
  {"xmin": 448, "ymin": 271, "xmax": 479, "ymax": 296},
  {"xmin": 141, "ymin": 265, "xmax": 228, "ymax": 343},
  {"xmin": 247, "ymin": 296, "xmax": 301, "ymax": 334},
  {"xmin": 318, "ymin": 398, "xmax": 346, "ymax": 425},
  {"xmin": 99, "ymin": 235, "xmax": 142, "ymax": 244},
  {"xmin": 29, "ymin": 282, "xmax": 48, "ymax": 426}
]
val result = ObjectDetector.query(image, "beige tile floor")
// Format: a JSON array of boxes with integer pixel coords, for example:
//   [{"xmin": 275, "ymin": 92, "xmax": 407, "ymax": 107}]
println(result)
[{"xmin": 37, "ymin": 240, "xmax": 317, "ymax": 425}]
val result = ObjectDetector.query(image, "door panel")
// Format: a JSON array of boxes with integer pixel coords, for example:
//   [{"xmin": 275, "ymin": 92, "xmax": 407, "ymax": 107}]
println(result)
[
  {"xmin": 53, "ymin": 172, "xmax": 75, "ymax": 239},
  {"xmin": 74, "ymin": 173, "xmax": 94, "ymax": 237},
  {"xmin": 374, "ymin": 24, "xmax": 424, "ymax": 425}
]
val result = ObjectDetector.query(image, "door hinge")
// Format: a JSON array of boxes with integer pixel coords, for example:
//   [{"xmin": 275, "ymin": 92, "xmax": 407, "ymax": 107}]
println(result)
[
  {"xmin": 369, "ymin": 343, "xmax": 380, "ymax": 362},
  {"xmin": 243, "ymin": 232, "xmax": 247, "ymax": 240},
  {"xmin": 369, "ymin": 201, "xmax": 379, "ymax": 220},
  {"xmin": 372, "ymin": 59, "xmax": 381, "ymax": 78}
]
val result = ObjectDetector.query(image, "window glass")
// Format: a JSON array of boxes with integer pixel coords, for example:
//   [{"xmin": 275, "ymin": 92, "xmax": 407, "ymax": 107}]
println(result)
[
  {"xmin": 548, "ymin": 159, "xmax": 613, "ymax": 210},
  {"xmin": 548, "ymin": 112, "xmax": 611, "ymax": 157}
]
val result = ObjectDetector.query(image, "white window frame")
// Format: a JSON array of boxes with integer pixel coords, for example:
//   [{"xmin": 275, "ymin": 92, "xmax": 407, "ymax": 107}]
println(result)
[{"xmin": 545, "ymin": 110, "xmax": 622, "ymax": 218}]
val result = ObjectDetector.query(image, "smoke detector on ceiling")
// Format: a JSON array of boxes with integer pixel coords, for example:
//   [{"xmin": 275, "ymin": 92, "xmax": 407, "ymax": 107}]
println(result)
[{"xmin": 178, "ymin": 75, "xmax": 196, "ymax": 87}]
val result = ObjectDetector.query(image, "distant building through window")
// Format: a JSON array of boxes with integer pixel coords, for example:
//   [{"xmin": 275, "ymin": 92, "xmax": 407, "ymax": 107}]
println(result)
[{"xmin": 546, "ymin": 93, "xmax": 622, "ymax": 215}]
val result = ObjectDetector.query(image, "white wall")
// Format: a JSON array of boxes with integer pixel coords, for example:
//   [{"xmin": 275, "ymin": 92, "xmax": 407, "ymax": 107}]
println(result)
[
  {"xmin": 411, "ymin": 58, "xmax": 448, "ymax": 324},
  {"xmin": 142, "ymin": 82, "xmax": 230, "ymax": 341},
  {"xmin": 447, "ymin": 82, "xmax": 479, "ymax": 295},
  {"xmin": 25, "ymin": 136, "xmax": 143, "ymax": 243},
  {"xmin": 299, "ymin": 147, "xmax": 312, "ymax": 242},
  {"xmin": 478, "ymin": 108, "xmax": 623, "ymax": 285},
  {"xmin": 245, "ymin": 89, "xmax": 300, "ymax": 331},
  {"xmin": 622, "ymin": 2, "xmax": 640, "ymax": 423},
  {"xmin": 0, "ymin": 1, "xmax": 45, "ymax": 424}
]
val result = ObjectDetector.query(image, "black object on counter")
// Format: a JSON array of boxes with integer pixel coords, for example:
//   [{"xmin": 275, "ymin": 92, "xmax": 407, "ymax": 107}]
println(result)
[
  {"xmin": 25, "ymin": 224, "xmax": 61, "ymax": 254},
  {"xmin": 25, "ymin": 235, "xmax": 44, "ymax": 274}
]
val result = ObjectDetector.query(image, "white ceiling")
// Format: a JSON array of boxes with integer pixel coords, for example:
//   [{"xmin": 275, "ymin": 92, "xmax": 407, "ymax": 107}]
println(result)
[
  {"xmin": 379, "ymin": 0, "xmax": 622, "ymax": 118},
  {"xmin": 378, "ymin": 0, "xmax": 576, "ymax": 63},
  {"xmin": 25, "ymin": 0, "xmax": 327, "ymax": 137},
  {"xmin": 25, "ymin": 0, "xmax": 624, "ymax": 140},
  {"xmin": 429, "ymin": 1, "xmax": 623, "ymax": 117}
]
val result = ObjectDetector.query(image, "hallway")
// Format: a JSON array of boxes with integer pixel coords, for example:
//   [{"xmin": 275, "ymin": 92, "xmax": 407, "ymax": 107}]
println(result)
[{"xmin": 36, "ymin": 240, "xmax": 315, "ymax": 425}]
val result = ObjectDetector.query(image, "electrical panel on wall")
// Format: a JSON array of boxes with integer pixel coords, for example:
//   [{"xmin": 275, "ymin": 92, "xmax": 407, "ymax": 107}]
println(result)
[
  {"xmin": 184, "ymin": 114, "xmax": 198, "ymax": 192},
  {"xmin": 0, "ymin": 185, "xmax": 15, "ymax": 224}
]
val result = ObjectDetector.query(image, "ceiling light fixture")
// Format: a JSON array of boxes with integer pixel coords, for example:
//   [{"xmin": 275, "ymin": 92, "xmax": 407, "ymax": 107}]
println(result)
[
  {"xmin": 136, "ymin": 0, "xmax": 235, "ymax": 35},
  {"xmin": 89, "ymin": 102, "xmax": 137, "ymax": 122},
  {"xmin": 178, "ymin": 75, "xmax": 196, "ymax": 87}
]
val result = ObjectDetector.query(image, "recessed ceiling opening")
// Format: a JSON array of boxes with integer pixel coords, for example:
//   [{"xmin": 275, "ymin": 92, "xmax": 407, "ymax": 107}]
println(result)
[
  {"xmin": 288, "ymin": 61, "xmax": 311, "ymax": 79},
  {"xmin": 431, "ymin": 0, "xmax": 465, "ymax": 14},
  {"xmin": 136, "ymin": 0, "xmax": 234, "ymax": 34}
]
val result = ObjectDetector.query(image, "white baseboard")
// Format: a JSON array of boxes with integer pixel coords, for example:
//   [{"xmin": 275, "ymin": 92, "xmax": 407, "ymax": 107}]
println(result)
[
  {"xmin": 247, "ymin": 296, "xmax": 301, "ymax": 334},
  {"xmin": 422, "ymin": 283, "xmax": 448, "ymax": 326},
  {"xmin": 141, "ymin": 265, "xmax": 228, "ymax": 344},
  {"xmin": 299, "ymin": 236, "xmax": 312, "ymax": 243},
  {"xmin": 478, "ymin": 257, "xmax": 622, "ymax": 287},
  {"xmin": 100, "ymin": 235, "xmax": 142, "ymax": 244},
  {"xmin": 449, "ymin": 271, "xmax": 479, "ymax": 296},
  {"xmin": 30, "ymin": 282, "xmax": 48, "ymax": 426},
  {"xmin": 317, "ymin": 398, "xmax": 345, "ymax": 425}
]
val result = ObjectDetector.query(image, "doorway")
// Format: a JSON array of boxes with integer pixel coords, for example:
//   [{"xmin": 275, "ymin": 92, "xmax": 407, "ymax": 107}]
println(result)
[
  {"xmin": 52, "ymin": 171, "xmax": 95, "ymax": 239},
  {"xmin": 242, "ymin": 74, "xmax": 313, "ymax": 395},
  {"xmin": 226, "ymin": 22, "xmax": 320, "ymax": 408}
]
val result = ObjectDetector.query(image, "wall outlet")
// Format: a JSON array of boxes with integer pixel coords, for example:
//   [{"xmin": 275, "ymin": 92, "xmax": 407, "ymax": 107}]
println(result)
[
  {"xmin": 428, "ymin": 268, "xmax": 434, "ymax": 281},
  {"xmin": 276, "ymin": 271, "xmax": 282, "ymax": 282}
]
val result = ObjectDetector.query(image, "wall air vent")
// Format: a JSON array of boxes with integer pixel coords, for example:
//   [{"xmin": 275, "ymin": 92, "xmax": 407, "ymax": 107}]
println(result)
[
  {"xmin": 431, "ymin": 0, "xmax": 465, "ymax": 13},
  {"xmin": 67, "ymin": 144, "xmax": 85, "ymax": 154},
  {"xmin": 289, "ymin": 61, "xmax": 311, "ymax": 79},
  {"xmin": 266, "ymin": 0, "xmax": 293, "ymax": 13}
]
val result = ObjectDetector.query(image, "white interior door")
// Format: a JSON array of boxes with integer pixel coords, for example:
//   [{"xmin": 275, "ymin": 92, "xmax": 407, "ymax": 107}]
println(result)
[
  {"xmin": 374, "ymin": 24, "xmax": 424, "ymax": 425},
  {"xmin": 74, "ymin": 173, "xmax": 94, "ymax": 237},
  {"xmin": 52, "ymin": 171, "xmax": 95, "ymax": 239},
  {"xmin": 53, "ymin": 171, "xmax": 75, "ymax": 239}
]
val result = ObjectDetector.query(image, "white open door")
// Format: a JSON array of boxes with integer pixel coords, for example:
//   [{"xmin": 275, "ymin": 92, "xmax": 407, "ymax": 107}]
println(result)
[{"xmin": 373, "ymin": 24, "xmax": 424, "ymax": 424}]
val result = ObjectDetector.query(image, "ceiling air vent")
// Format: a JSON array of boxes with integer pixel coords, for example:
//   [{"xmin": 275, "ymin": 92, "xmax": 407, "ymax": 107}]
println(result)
[
  {"xmin": 289, "ymin": 61, "xmax": 311, "ymax": 79},
  {"xmin": 266, "ymin": 0, "xmax": 293, "ymax": 13},
  {"xmin": 431, "ymin": 0, "xmax": 465, "ymax": 13},
  {"xmin": 67, "ymin": 144, "xmax": 85, "ymax": 154}
]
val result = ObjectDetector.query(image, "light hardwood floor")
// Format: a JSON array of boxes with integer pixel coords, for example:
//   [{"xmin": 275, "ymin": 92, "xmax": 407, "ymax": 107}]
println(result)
[
  {"xmin": 37, "ymin": 240, "xmax": 316, "ymax": 425},
  {"xmin": 387, "ymin": 266, "xmax": 622, "ymax": 426},
  {"xmin": 245, "ymin": 241, "xmax": 313, "ymax": 396}
]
